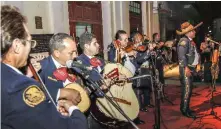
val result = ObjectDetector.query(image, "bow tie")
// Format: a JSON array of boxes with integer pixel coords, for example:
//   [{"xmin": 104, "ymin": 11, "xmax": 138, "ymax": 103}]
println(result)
[
  {"xmin": 191, "ymin": 40, "xmax": 196, "ymax": 46},
  {"xmin": 53, "ymin": 67, "xmax": 77, "ymax": 82},
  {"xmin": 90, "ymin": 57, "xmax": 102, "ymax": 67}
]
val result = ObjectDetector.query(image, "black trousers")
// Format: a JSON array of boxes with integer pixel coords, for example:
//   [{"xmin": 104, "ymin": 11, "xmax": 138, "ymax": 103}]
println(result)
[
  {"xmin": 179, "ymin": 66, "xmax": 194, "ymax": 112},
  {"xmin": 133, "ymin": 87, "xmax": 151, "ymax": 109},
  {"xmin": 88, "ymin": 113, "xmax": 105, "ymax": 129}
]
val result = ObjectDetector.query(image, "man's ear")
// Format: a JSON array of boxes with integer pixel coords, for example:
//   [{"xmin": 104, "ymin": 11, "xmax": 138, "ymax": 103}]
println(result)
[
  {"xmin": 85, "ymin": 44, "xmax": 89, "ymax": 50},
  {"xmin": 53, "ymin": 50, "xmax": 60, "ymax": 58},
  {"xmin": 12, "ymin": 39, "xmax": 22, "ymax": 54}
]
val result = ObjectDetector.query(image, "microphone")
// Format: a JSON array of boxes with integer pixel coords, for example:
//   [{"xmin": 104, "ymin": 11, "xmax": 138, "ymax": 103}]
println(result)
[
  {"xmin": 66, "ymin": 60, "xmax": 93, "ymax": 71},
  {"xmin": 207, "ymin": 38, "xmax": 220, "ymax": 45},
  {"xmin": 127, "ymin": 74, "xmax": 151, "ymax": 81}
]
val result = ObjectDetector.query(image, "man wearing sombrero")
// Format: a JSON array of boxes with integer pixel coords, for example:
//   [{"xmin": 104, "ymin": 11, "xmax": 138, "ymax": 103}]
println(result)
[{"xmin": 177, "ymin": 21, "xmax": 203, "ymax": 118}]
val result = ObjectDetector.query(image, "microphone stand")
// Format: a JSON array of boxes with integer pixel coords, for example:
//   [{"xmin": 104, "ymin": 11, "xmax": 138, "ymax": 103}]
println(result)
[
  {"xmin": 79, "ymin": 70, "xmax": 140, "ymax": 129},
  {"xmin": 149, "ymin": 54, "xmax": 162, "ymax": 129},
  {"xmin": 28, "ymin": 63, "xmax": 57, "ymax": 108},
  {"xmin": 155, "ymin": 51, "xmax": 174, "ymax": 105},
  {"xmin": 194, "ymin": 43, "xmax": 221, "ymax": 122}
]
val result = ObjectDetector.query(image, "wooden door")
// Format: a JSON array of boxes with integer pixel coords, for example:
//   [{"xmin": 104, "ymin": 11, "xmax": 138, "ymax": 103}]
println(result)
[
  {"xmin": 92, "ymin": 24, "xmax": 103, "ymax": 51},
  {"xmin": 68, "ymin": 1, "xmax": 103, "ymax": 52}
]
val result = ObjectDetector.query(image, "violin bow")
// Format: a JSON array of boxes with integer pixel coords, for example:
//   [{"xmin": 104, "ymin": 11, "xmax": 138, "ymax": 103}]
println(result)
[{"xmin": 28, "ymin": 57, "xmax": 57, "ymax": 108}]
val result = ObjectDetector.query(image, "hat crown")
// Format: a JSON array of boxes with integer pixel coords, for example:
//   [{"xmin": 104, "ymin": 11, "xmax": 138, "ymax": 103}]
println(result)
[
  {"xmin": 181, "ymin": 22, "xmax": 192, "ymax": 29},
  {"xmin": 176, "ymin": 21, "xmax": 203, "ymax": 35}
]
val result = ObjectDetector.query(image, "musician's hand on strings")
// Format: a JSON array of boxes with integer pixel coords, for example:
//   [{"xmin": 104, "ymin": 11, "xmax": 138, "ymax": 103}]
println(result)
[
  {"xmin": 185, "ymin": 67, "xmax": 192, "ymax": 77},
  {"xmin": 119, "ymin": 74, "xmax": 127, "ymax": 80},
  {"xmin": 100, "ymin": 85, "xmax": 108, "ymax": 90},
  {"xmin": 148, "ymin": 43, "xmax": 155, "ymax": 51},
  {"xmin": 57, "ymin": 100, "xmax": 73, "ymax": 116},
  {"xmin": 127, "ymin": 50, "xmax": 137, "ymax": 57},
  {"xmin": 60, "ymin": 88, "xmax": 81, "ymax": 105},
  {"xmin": 119, "ymin": 50, "xmax": 126, "ymax": 58},
  {"xmin": 101, "ymin": 78, "xmax": 112, "ymax": 90}
]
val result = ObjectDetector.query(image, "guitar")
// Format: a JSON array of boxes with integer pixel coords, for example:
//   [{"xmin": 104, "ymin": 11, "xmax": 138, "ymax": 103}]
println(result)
[
  {"xmin": 65, "ymin": 67, "xmax": 120, "ymax": 113},
  {"xmin": 65, "ymin": 83, "xmax": 91, "ymax": 113},
  {"xmin": 94, "ymin": 63, "xmax": 139, "ymax": 123}
]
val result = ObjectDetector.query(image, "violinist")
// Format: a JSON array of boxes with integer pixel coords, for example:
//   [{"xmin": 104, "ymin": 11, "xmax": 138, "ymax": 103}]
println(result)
[
  {"xmin": 132, "ymin": 32, "xmax": 154, "ymax": 113},
  {"xmin": 107, "ymin": 30, "xmax": 145, "ymax": 125},
  {"xmin": 151, "ymin": 33, "xmax": 165, "ymax": 86},
  {"xmin": 107, "ymin": 30, "xmax": 138, "ymax": 75},
  {"xmin": 1, "ymin": 5, "xmax": 87, "ymax": 129}
]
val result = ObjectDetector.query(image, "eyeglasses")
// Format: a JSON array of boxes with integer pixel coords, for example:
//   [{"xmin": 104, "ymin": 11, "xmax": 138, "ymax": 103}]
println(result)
[{"xmin": 24, "ymin": 40, "xmax": 37, "ymax": 48}]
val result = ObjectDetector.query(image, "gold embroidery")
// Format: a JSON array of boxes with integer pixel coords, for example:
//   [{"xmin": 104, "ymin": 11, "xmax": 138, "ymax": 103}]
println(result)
[
  {"xmin": 48, "ymin": 76, "xmax": 57, "ymax": 82},
  {"xmin": 179, "ymin": 41, "xmax": 186, "ymax": 46},
  {"xmin": 184, "ymin": 76, "xmax": 190, "ymax": 101},
  {"xmin": 23, "ymin": 85, "xmax": 45, "ymax": 107}
]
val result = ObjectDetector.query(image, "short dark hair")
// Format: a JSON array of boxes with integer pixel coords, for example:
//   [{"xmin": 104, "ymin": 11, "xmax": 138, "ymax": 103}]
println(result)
[
  {"xmin": 49, "ymin": 33, "xmax": 74, "ymax": 54},
  {"xmin": 115, "ymin": 30, "xmax": 127, "ymax": 40},
  {"xmin": 1, "ymin": 5, "xmax": 28, "ymax": 56},
  {"xmin": 152, "ymin": 33, "xmax": 159, "ymax": 40},
  {"xmin": 79, "ymin": 32, "xmax": 96, "ymax": 50}
]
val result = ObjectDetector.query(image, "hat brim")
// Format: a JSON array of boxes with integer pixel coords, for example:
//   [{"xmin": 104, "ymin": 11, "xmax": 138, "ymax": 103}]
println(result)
[{"xmin": 176, "ymin": 22, "xmax": 203, "ymax": 35}]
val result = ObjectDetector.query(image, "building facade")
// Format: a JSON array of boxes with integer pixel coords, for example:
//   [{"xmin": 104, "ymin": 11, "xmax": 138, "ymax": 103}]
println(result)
[{"xmin": 2, "ymin": 1, "xmax": 160, "ymax": 60}]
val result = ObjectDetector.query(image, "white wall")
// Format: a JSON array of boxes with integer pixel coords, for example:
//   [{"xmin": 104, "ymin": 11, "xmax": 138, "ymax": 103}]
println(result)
[
  {"xmin": 2, "ymin": 1, "xmax": 69, "ymax": 34},
  {"xmin": 101, "ymin": 1, "xmax": 112, "ymax": 60},
  {"xmin": 111, "ymin": 1, "xmax": 130, "ymax": 36},
  {"xmin": 23, "ymin": 1, "xmax": 51, "ymax": 34},
  {"xmin": 142, "ymin": 1, "xmax": 147, "ymax": 35},
  {"xmin": 48, "ymin": 1, "xmax": 69, "ymax": 34}
]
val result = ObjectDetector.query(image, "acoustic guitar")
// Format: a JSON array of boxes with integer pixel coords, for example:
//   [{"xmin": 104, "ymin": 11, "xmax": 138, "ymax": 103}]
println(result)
[
  {"xmin": 94, "ymin": 63, "xmax": 139, "ymax": 123},
  {"xmin": 65, "ymin": 67, "xmax": 120, "ymax": 113}
]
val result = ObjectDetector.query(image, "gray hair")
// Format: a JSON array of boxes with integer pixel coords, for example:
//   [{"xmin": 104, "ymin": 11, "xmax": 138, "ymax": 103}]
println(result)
[
  {"xmin": 49, "ymin": 33, "xmax": 74, "ymax": 54},
  {"xmin": 1, "ymin": 5, "xmax": 28, "ymax": 56}
]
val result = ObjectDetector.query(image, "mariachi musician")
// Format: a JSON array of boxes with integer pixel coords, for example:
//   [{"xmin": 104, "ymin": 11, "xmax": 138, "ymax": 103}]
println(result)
[
  {"xmin": 107, "ymin": 30, "xmax": 145, "ymax": 125},
  {"xmin": 150, "ymin": 33, "xmax": 166, "ymax": 88},
  {"xmin": 132, "ymin": 32, "xmax": 154, "ymax": 112},
  {"xmin": 108, "ymin": 30, "xmax": 138, "ymax": 75},
  {"xmin": 38, "ymin": 33, "xmax": 82, "ymax": 104},
  {"xmin": 176, "ymin": 21, "xmax": 203, "ymax": 118},
  {"xmin": 1, "ymin": 5, "xmax": 87, "ymax": 129},
  {"xmin": 200, "ymin": 35, "xmax": 214, "ymax": 70},
  {"xmin": 76, "ymin": 32, "xmax": 109, "ymax": 129}
]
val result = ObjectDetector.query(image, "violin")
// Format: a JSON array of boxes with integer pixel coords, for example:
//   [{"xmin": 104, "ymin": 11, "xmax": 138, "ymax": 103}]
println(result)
[
  {"xmin": 123, "ymin": 32, "xmax": 148, "ymax": 53},
  {"xmin": 123, "ymin": 43, "xmax": 147, "ymax": 53}
]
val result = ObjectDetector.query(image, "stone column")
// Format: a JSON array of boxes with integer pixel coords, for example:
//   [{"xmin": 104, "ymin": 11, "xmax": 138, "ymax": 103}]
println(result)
[
  {"xmin": 142, "ymin": 1, "xmax": 147, "ymax": 35},
  {"xmin": 101, "ymin": 1, "xmax": 112, "ymax": 60},
  {"xmin": 111, "ymin": 1, "xmax": 130, "ymax": 36}
]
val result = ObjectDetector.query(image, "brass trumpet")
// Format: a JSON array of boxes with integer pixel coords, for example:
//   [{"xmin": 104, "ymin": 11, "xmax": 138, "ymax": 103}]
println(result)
[{"xmin": 207, "ymin": 38, "xmax": 220, "ymax": 45}]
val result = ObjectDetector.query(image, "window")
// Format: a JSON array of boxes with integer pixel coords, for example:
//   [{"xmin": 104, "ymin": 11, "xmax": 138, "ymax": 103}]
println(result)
[
  {"xmin": 75, "ymin": 22, "xmax": 92, "ymax": 38},
  {"xmin": 129, "ymin": 1, "xmax": 141, "ymax": 14}
]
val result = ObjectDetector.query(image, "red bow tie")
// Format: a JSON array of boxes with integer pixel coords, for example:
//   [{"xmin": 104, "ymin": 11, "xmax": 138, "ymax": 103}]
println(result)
[
  {"xmin": 90, "ymin": 57, "xmax": 102, "ymax": 67},
  {"xmin": 191, "ymin": 40, "xmax": 196, "ymax": 46},
  {"xmin": 53, "ymin": 67, "xmax": 77, "ymax": 82}
]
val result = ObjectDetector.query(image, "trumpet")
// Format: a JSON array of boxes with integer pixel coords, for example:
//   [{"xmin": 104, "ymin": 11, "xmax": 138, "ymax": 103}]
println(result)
[{"xmin": 207, "ymin": 38, "xmax": 220, "ymax": 45}]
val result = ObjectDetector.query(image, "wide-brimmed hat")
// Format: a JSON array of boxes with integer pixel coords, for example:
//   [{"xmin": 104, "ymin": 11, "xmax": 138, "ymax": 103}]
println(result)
[{"xmin": 176, "ymin": 22, "xmax": 203, "ymax": 35}]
